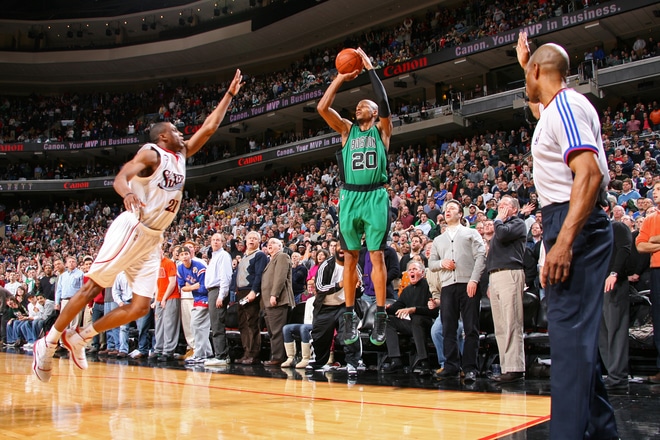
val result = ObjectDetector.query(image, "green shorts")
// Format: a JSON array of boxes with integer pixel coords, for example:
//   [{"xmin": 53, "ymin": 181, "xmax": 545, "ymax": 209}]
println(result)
[{"xmin": 338, "ymin": 187, "xmax": 390, "ymax": 251}]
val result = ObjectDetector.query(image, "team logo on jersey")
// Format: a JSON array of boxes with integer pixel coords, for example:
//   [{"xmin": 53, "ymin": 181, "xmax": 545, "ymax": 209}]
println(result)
[
  {"xmin": 533, "ymin": 128, "xmax": 542, "ymax": 145},
  {"xmin": 159, "ymin": 170, "xmax": 185, "ymax": 190}
]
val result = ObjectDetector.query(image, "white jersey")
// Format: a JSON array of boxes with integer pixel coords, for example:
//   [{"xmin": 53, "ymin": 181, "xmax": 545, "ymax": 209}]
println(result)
[
  {"xmin": 531, "ymin": 88, "xmax": 609, "ymax": 207},
  {"xmin": 130, "ymin": 143, "xmax": 186, "ymax": 231}
]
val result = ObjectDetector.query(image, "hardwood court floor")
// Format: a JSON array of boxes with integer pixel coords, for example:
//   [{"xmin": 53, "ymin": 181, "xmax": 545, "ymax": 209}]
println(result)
[{"xmin": 0, "ymin": 351, "xmax": 551, "ymax": 440}]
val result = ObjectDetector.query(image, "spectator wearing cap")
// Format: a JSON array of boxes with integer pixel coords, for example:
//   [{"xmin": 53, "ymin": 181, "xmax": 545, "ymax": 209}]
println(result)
[
  {"xmin": 465, "ymin": 205, "xmax": 479, "ymax": 225},
  {"xmin": 467, "ymin": 164, "xmax": 483, "ymax": 184}
]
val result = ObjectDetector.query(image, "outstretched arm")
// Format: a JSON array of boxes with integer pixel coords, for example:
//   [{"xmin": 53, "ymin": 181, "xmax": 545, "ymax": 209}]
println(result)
[{"xmin": 185, "ymin": 69, "xmax": 244, "ymax": 157}]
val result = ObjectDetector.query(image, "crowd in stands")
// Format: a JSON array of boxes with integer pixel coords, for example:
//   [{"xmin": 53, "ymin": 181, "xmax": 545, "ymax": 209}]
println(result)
[
  {"xmin": 2, "ymin": 91, "xmax": 659, "ymax": 374},
  {"xmin": 3, "ymin": 0, "xmax": 658, "ymax": 182}
]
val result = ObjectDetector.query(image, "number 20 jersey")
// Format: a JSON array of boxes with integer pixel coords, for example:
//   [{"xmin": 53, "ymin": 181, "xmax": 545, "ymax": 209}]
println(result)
[
  {"xmin": 339, "ymin": 124, "xmax": 388, "ymax": 185},
  {"xmin": 130, "ymin": 143, "xmax": 186, "ymax": 231}
]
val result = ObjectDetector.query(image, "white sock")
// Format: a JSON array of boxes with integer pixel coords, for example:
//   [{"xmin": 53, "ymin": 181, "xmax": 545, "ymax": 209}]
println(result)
[
  {"xmin": 45, "ymin": 329, "xmax": 62, "ymax": 346},
  {"xmin": 78, "ymin": 325, "xmax": 99, "ymax": 341}
]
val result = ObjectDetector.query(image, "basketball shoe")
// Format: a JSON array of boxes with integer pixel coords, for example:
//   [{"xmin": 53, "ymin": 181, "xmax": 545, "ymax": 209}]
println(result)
[
  {"xmin": 370, "ymin": 312, "xmax": 388, "ymax": 346},
  {"xmin": 32, "ymin": 338, "xmax": 57, "ymax": 382},
  {"xmin": 61, "ymin": 329, "xmax": 89, "ymax": 370},
  {"xmin": 342, "ymin": 311, "xmax": 359, "ymax": 345}
]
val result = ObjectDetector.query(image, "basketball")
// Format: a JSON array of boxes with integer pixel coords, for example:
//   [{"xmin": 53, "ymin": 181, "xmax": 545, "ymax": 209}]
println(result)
[{"xmin": 335, "ymin": 48, "xmax": 362, "ymax": 74}]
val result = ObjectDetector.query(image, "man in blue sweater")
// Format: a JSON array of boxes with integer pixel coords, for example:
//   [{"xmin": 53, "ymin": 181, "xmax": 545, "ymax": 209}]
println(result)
[{"xmin": 177, "ymin": 246, "xmax": 211, "ymax": 364}]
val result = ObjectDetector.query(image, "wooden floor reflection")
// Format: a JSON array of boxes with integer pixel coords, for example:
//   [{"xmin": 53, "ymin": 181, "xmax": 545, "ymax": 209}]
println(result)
[{"xmin": 1, "ymin": 352, "xmax": 550, "ymax": 439}]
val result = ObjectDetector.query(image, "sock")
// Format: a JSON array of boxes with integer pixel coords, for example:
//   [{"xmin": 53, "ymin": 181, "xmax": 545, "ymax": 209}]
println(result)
[
  {"xmin": 45, "ymin": 329, "xmax": 62, "ymax": 346},
  {"xmin": 78, "ymin": 325, "xmax": 99, "ymax": 341},
  {"xmin": 345, "ymin": 306, "xmax": 354, "ymax": 314},
  {"xmin": 376, "ymin": 306, "xmax": 385, "ymax": 314}
]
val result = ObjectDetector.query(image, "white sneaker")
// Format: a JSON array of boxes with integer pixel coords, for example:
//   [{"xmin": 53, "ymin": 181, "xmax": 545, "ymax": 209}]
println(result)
[
  {"xmin": 346, "ymin": 363, "xmax": 358, "ymax": 376},
  {"xmin": 32, "ymin": 338, "xmax": 57, "ymax": 382},
  {"xmin": 204, "ymin": 357, "xmax": 228, "ymax": 366},
  {"xmin": 61, "ymin": 329, "xmax": 89, "ymax": 370},
  {"xmin": 315, "ymin": 363, "xmax": 337, "ymax": 372},
  {"xmin": 129, "ymin": 349, "xmax": 141, "ymax": 357},
  {"xmin": 184, "ymin": 357, "xmax": 205, "ymax": 364},
  {"xmin": 23, "ymin": 342, "xmax": 34, "ymax": 350}
]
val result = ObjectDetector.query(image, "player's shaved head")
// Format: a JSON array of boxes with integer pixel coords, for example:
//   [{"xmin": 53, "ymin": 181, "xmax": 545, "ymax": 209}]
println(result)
[
  {"xmin": 529, "ymin": 43, "xmax": 570, "ymax": 80},
  {"xmin": 150, "ymin": 122, "xmax": 171, "ymax": 143}
]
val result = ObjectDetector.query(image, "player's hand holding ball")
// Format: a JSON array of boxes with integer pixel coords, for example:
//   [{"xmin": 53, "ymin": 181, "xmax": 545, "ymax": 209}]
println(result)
[{"xmin": 335, "ymin": 47, "xmax": 372, "ymax": 81}]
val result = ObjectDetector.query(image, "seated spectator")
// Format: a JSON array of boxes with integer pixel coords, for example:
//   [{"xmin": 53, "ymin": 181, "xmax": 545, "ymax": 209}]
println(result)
[
  {"xmin": 20, "ymin": 293, "xmax": 57, "ymax": 347},
  {"xmin": 16, "ymin": 293, "xmax": 40, "ymax": 349},
  {"xmin": 380, "ymin": 260, "xmax": 437, "ymax": 375},
  {"xmin": 281, "ymin": 279, "xmax": 316, "ymax": 369},
  {"xmin": 4, "ymin": 295, "xmax": 28, "ymax": 347}
]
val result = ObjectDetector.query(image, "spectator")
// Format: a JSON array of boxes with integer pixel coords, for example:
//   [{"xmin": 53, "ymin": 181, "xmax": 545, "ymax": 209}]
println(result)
[
  {"xmin": 281, "ymin": 279, "xmax": 316, "ymax": 369},
  {"xmin": 599, "ymin": 203, "xmax": 632, "ymax": 392},
  {"xmin": 111, "ymin": 272, "xmax": 133, "ymax": 359},
  {"xmin": 635, "ymin": 181, "xmax": 660, "ymax": 384},
  {"xmin": 486, "ymin": 196, "xmax": 527, "ymax": 383},
  {"xmin": 428, "ymin": 200, "xmax": 486, "ymax": 382},
  {"xmin": 232, "ymin": 230, "xmax": 268, "ymax": 365},
  {"xmin": 54, "ymin": 256, "xmax": 84, "ymax": 330},
  {"xmin": 177, "ymin": 245, "xmax": 211, "ymax": 364},
  {"xmin": 306, "ymin": 244, "xmax": 362, "ymax": 378},
  {"xmin": 261, "ymin": 238, "xmax": 295, "ymax": 366},
  {"xmin": 380, "ymin": 260, "xmax": 437, "ymax": 375},
  {"xmin": 291, "ymin": 251, "xmax": 308, "ymax": 304},
  {"xmin": 152, "ymin": 248, "xmax": 181, "ymax": 363},
  {"xmin": 203, "ymin": 233, "xmax": 233, "ymax": 367}
]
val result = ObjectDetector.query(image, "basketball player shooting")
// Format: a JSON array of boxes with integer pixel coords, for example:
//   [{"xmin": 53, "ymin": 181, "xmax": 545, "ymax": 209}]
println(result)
[
  {"xmin": 32, "ymin": 69, "xmax": 244, "ymax": 382},
  {"xmin": 317, "ymin": 47, "xmax": 392, "ymax": 346}
]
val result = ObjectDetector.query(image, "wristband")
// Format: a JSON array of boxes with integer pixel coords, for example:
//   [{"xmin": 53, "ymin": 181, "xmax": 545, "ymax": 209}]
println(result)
[
  {"xmin": 123, "ymin": 192, "xmax": 134, "ymax": 198},
  {"xmin": 227, "ymin": 91, "xmax": 235, "ymax": 97}
]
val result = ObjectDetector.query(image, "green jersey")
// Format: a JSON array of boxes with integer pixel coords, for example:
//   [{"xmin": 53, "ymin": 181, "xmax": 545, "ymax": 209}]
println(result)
[{"xmin": 340, "ymin": 124, "xmax": 388, "ymax": 186}]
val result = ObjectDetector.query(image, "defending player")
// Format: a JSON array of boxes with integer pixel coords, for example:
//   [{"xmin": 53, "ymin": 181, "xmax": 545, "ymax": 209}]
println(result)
[
  {"xmin": 32, "ymin": 69, "xmax": 244, "ymax": 382},
  {"xmin": 317, "ymin": 47, "xmax": 392, "ymax": 346}
]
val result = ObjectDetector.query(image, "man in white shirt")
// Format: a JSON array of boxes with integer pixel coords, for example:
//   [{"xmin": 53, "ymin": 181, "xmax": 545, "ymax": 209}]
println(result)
[{"xmin": 203, "ymin": 233, "xmax": 233, "ymax": 366}]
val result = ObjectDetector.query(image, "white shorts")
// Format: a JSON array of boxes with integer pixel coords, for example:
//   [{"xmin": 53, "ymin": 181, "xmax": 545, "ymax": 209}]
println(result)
[{"xmin": 87, "ymin": 211, "xmax": 163, "ymax": 298}]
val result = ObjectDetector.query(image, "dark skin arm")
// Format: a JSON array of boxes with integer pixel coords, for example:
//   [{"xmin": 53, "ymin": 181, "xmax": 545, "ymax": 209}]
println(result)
[
  {"xmin": 185, "ymin": 69, "xmax": 244, "ymax": 157},
  {"xmin": 317, "ymin": 48, "xmax": 392, "ymax": 150},
  {"xmin": 113, "ymin": 148, "xmax": 160, "ymax": 212}
]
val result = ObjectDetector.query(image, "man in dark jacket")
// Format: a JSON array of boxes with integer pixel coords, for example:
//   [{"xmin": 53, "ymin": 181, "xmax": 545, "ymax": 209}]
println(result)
[
  {"xmin": 380, "ymin": 260, "xmax": 437, "ymax": 375},
  {"xmin": 487, "ymin": 195, "xmax": 527, "ymax": 383},
  {"xmin": 599, "ymin": 209, "xmax": 632, "ymax": 392},
  {"xmin": 307, "ymin": 244, "xmax": 363, "ymax": 377}
]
